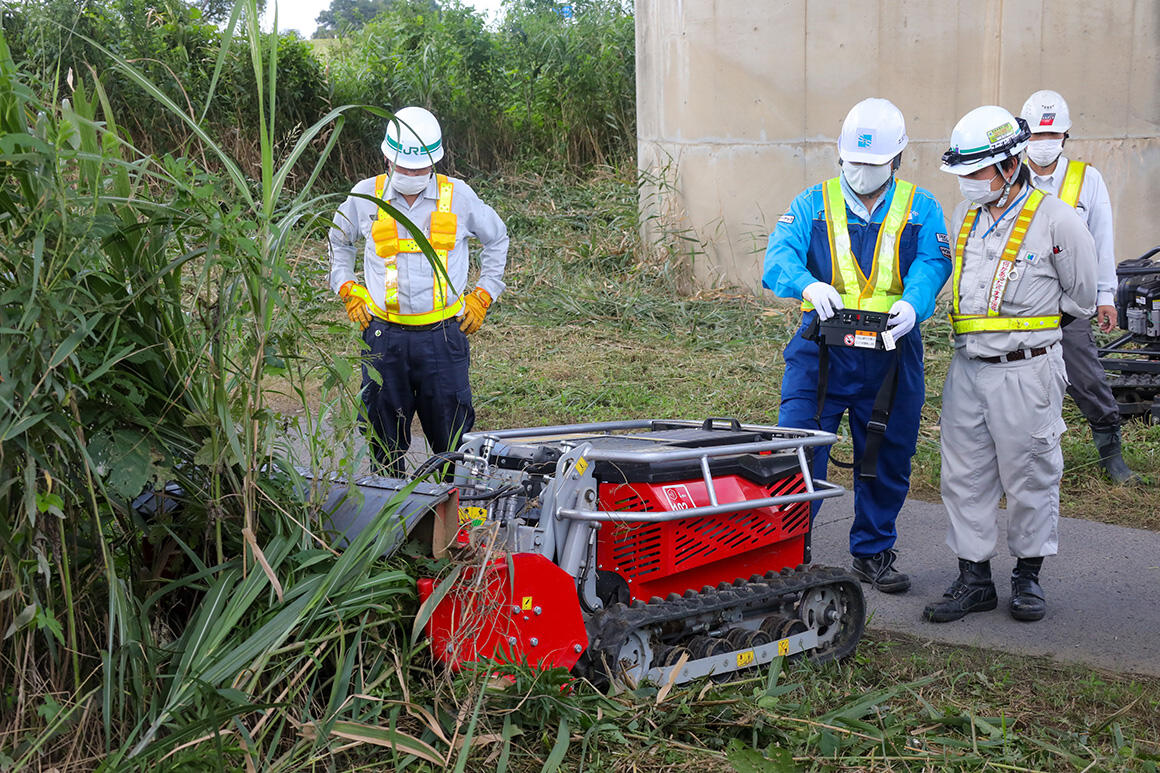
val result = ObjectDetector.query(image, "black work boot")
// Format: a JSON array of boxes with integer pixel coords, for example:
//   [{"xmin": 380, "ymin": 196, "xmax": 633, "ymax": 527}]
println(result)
[
  {"xmin": 1009, "ymin": 557, "xmax": 1046, "ymax": 622},
  {"xmin": 851, "ymin": 549, "xmax": 911, "ymax": 593},
  {"xmin": 922, "ymin": 559, "xmax": 998, "ymax": 623},
  {"xmin": 1092, "ymin": 426, "xmax": 1140, "ymax": 485}
]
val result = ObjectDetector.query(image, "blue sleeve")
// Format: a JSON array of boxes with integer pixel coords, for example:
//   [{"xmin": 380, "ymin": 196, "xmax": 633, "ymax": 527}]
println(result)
[
  {"xmin": 762, "ymin": 189, "xmax": 821, "ymax": 300},
  {"xmin": 900, "ymin": 190, "xmax": 952, "ymax": 322}
]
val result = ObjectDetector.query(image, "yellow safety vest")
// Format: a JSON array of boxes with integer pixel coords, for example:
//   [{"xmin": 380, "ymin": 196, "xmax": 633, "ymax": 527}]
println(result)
[
  {"xmin": 803, "ymin": 177, "xmax": 915, "ymax": 314},
  {"xmin": 1058, "ymin": 161, "xmax": 1086, "ymax": 208},
  {"xmin": 949, "ymin": 188, "xmax": 1060, "ymax": 335},
  {"xmin": 365, "ymin": 173, "xmax": 462, "ymax": 325}
]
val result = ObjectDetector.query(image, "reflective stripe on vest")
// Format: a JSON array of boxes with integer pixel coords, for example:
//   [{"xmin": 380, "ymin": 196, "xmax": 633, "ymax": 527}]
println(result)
[
  {"xmin": 949, "ymin": 189, "xmax": 1060, "ymax": 335},
  {"xmin": 1058, "ymin": 161, "xmax": 1086, "ymax": 208},
  {"xmin": 347, "ymin": 283, "xmax": 464, "ymax": 325},
  {"xmin": 370, "ymin": 174, "xmax": 459, "ymax": 319},
  {"xmin": 803, "ymin": 177, "xmax": 914, "ymax": 314}
]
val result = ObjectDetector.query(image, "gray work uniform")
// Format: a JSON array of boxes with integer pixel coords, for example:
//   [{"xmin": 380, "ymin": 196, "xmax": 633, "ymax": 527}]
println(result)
[
  {"xmin": 1030, "ymin": 157, "xmax": 1120, "ymax": 429},
  {"xmin": 328, "ymin": 174, "xmax": 508, "ymax": 312},
  {"xmin": 940, "ymin": 188, "xmax": 1096, "ymax": 561}
]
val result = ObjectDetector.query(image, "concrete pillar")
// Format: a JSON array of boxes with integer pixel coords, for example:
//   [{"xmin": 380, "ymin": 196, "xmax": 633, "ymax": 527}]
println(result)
[{"xmin": 636, "ymin": 0, "xmax": 1160, "ymax": 294}]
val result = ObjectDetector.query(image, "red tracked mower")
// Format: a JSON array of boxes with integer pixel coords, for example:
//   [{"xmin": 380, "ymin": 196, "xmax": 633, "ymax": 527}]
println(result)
[{"xmin": 395, "ymin": 418, "xmax": 865, "ymax": 688}]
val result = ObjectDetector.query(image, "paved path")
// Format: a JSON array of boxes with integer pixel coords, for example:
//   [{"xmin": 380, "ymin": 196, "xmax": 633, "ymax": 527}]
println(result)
[{"xmin": 810, "ymin": 495, "xmax": 1160, "ymax": 677}]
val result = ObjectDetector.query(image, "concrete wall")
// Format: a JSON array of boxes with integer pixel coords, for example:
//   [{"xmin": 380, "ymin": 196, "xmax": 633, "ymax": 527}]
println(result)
[{"xmin": 636, "ymin": 0, "xmax": 1160, "ymax": 294}]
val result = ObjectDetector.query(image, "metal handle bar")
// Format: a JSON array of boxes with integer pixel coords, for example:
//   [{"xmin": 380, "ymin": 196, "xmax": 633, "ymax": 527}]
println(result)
[
  {"xmin": 555, "ymin": 479, "xmax": 845, "ymax": 522},
  {"xmin": 566, "ymin": 434, "xmax": 836, "ymax": 465},
  {"xmin": 463, "ymin": 419, "xmax": 661, "ymax": 441},
  {"xmin": 462, "ymin": 418, "xmax": 834, "ymax": 445}
]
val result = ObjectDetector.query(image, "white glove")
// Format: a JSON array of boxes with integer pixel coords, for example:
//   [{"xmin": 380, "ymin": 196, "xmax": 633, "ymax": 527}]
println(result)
[
  {"xmin": 803, "ymin": 282, "xmax": 843, "ymax": 320},
  {"xmin": 886, "ymin": 300, "xmax": 916, "ymax": 339}
]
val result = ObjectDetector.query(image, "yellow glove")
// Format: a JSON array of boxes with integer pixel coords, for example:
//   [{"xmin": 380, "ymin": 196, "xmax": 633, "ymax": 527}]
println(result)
[
  {"xmin": 339, "ymin": 281, "xmax": 372, "ymax": 331},
  {"xmin": 459, "ymin": 287, "xmax": 492, "ymax": 334}
]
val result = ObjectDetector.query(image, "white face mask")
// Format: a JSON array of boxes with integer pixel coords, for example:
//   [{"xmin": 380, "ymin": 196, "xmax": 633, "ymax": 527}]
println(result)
[
  {"xmin": 1027, "ymin": 138, "xmax": 1064, "ymax": 167},
  {"xmin": 390, "ymin": 170, "xmax": 431, "ymax": 196},
  {"xmin": 841, "ymin": 161, "xmax": 893, "ymax": 195},
  {"xmin": 958, "ymin": 174, "xmax": 1002, "ymax": 205}
]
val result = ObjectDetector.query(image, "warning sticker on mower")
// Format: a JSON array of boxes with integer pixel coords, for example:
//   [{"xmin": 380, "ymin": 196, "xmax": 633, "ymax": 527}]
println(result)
[
  {"xmin": 778, "ymin": 638, "xmax": 790, "ymax": 656},
  {"xmin": 853, "ymin": 330, "xmax": 878, "ymax": 348},
  {"xmin": 736, "ymin": 650, "xmax": 755, "ymax": 668},
  {"xmin": 573, "ymin": 456, "xmax": 589, "ymax": 477},
  {"xmin": 458, "ymin": 506, "xmax": 488, "ymax": 525},
  {"xmin": 660, "ymin": 484, "xmax": 696, "ymax": 510},
  {"xmin": 522, "ymin": 596, "xmax": 534, "ymax": 611}
]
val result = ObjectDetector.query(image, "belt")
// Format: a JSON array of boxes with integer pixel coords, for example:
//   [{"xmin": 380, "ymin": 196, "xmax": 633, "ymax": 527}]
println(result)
[
  {"xmin": 378, "ymin": 317, "xmax": 456, "ymax": 331},
  {"xmin": 978, "ymin": 346, "xmax": 1051, "ymax": 364}
]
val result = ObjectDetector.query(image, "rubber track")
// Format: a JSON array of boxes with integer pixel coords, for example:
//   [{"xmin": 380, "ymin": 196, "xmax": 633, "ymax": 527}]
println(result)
[
  {"xmin": 1107, "ymin": 373, "xmax": 1160, "ymax": 388},
  {"xmin": 577, "ymin": 564, "xmax": 865, "ymax": 685}
]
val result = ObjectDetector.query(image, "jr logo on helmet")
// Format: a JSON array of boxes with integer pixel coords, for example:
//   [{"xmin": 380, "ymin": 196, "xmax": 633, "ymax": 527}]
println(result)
[
  {"xmin": 857, "ymin": 132, "xmax": 874, "ymax": 148},
  {"xmin": 1039, "ymin": 112, "xmax": 1056, "ymax": 126}
]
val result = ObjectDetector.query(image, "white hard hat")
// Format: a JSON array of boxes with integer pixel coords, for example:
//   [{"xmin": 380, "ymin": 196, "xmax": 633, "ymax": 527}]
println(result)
[
  {"xmin": 382, "ymin": 106, "xmax": 444, "ymax": 169},
  {"xmin": 838, "ymin": 98, "xmax": 908, "ymax": 165},
  {"xmin": 1020, "ymin": 89, "xmax": 1072, "ymax": 134},
  {"xmin": 940, "ymin": 105, "xmax": 1031, "ymax": 175}
]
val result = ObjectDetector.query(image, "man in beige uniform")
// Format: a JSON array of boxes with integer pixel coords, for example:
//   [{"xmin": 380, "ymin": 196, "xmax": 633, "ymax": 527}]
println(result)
[{"xmin": 925, "ymin": 106, "xmax": 1096, "ymax": 624}]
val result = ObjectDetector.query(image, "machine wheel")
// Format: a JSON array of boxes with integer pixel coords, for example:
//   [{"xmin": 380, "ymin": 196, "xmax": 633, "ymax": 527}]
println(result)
[
  {"xmin": 760, "ymin": 614, "xmax": 808, "ymax": 640},
  {"xmin": 798, "ymin": 578, "xmax": 864, "ymax": 661},
  {"xmin": 726, "ymin": 627, "xmax": 773, "ymax": 649},
  {"xmin": 687, "ymin": 635, "xmax": 732, "ymax": 682},
  {"xmin": 656, "ymin": 644, "xmax": 690, "ymax": 667},
  {"xmin": 614, "ymin": 630, "xmax": 654, "ymax": 687}
]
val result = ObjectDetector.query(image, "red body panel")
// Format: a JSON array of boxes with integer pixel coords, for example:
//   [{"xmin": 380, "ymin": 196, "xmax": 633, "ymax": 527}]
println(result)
[
  {"xmin": 418, "ymin": 553, "xmax": 587, "ymax": 671},
  {"xmin": 596, "ymin": 473, "xmax": 810, "ymax": 601}
]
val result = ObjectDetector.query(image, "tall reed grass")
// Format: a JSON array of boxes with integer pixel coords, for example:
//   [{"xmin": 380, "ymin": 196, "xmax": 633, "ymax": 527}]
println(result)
[{"xmin": 0, "ymin": 3, "xmax": 457, "ymax": 766}]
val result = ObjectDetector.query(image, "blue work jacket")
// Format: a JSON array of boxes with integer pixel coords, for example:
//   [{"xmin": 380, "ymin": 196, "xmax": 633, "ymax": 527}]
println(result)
[{"xmin": 762, "ymin": 177, "xmax": 951, "ymax": 322}]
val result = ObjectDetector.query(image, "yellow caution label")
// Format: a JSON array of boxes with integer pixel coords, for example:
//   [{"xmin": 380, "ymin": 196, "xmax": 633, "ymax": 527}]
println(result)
[
  {"xmin": 574, "ymin": 456, "xmax": 589, "ymax": 476},
  {"xmin": 778, "ymin": 638, "xmax": 790, "ymax": 656},
  {"xmin": 521, "ymin": 596, "xmax": 534, "ymax": 611},
  {"xmin": 735, "ymin": 649, "xmax": 755, "ymax": 668},
  {"xmin": 458, "ymin": 506, "xmax": 487, "ymax": 525}
]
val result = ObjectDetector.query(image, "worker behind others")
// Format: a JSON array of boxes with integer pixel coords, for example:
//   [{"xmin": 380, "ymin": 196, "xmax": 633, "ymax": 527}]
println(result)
[
  {"xmin": 1020, "ymin": 90, "xmax": 1139, "ymax": 484},
  {"xmin": 328, "ymin": 106, "xmax": 509, "ymax": 476},
  {"xmin": 763, "ymin": 98, "xmax": 951, "ymax": 595},
  {"xmin": 929, "ymin": 106, "xmax": 1096, "ymax": 624}
]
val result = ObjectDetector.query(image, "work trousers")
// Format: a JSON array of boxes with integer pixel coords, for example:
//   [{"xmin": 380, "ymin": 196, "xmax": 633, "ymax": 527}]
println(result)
[
  {"xmin": 360, "ymin": 318, "xmax": 474, "ymax": 477},
  {"xmin": 1060, "ymin": 314, "xmax": 1121, "ymax": 430},
  {"xmin": 778, "ymin": 319, "xmax": 924, "ymax": 558},
  {"xmin": 939, "ymin": 346, "xmax": 1067, "ymax": 562}
]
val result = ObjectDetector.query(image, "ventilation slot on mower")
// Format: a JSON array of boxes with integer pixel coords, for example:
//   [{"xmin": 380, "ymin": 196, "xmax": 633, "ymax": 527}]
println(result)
[{"xmin": 609, "ymin": 524, "xmax": 663, "ymax": 579}]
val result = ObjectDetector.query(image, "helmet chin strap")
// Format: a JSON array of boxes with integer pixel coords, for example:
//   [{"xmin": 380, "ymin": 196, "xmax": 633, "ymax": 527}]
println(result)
[{"xmin": 993, "ymin": 158, "xmax": 1019, "ymax": 208}]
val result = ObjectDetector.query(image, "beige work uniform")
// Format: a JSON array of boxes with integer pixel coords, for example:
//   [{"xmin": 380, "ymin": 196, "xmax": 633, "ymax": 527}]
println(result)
[{"xmin": 939, "ymin": 189, "xmax": 1096, "ymax": 562}]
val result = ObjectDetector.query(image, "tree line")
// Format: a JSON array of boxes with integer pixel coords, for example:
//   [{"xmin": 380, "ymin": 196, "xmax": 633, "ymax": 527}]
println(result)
[{"xmin": 1, "ymin": 0, "xmax": 635, "ymax": 185}]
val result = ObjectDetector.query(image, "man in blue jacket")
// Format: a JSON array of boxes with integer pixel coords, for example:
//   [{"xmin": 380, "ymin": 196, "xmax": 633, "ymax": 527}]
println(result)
[{"xmin": 763, "ymin": 98, "xmax": 951, "ymax": 594}]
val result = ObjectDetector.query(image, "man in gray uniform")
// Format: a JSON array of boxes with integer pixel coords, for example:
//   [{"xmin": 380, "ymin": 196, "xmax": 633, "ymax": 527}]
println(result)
[
  {"xmin": 927, "ymin": 105, "xmax": 1096, "ymax": 624},
  {"xmin": 1020, "ymin": 89, "xmax": 1138, "ymax": 484},
  {"xmin": 330, "ymin": 106, "xmax": 509, "ymax": 476}
]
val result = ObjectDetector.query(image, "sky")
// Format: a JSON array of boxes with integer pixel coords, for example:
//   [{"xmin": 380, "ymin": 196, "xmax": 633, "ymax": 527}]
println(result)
[{"xmin": 262, "ymin": 0, "xmax": 507, "ymax": 37}]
